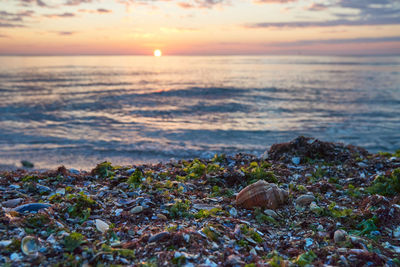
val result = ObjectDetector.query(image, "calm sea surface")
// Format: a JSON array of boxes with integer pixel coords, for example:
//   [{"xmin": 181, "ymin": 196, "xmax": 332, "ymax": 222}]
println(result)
[{"xmin": 0, "ymin": 55, "xmax": 399, "ymax": 169}]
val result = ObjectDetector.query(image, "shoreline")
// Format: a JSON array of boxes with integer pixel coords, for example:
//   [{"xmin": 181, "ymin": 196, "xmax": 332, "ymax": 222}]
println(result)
[{"xmin": 1, "ymin": 136, "xmax": 399, "ymax": 266}]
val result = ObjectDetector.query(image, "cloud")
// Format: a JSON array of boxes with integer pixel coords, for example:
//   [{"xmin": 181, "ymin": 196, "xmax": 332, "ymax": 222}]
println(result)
[
  {"xmin": 0, "ymin": 10, "xmax": 34, "ymax": 22},
  {"xmin": 97, "ymin": 8, "xmax": 112, "ymax": 13},
  {"xmin": 0, "ymin": 34, "xmax": 9, "ymax": 38},
  {"xmin": 19, "ymin": 0, "xmax": 47, "ymax": 7},
  {"xmin": 44, "ymin": 12, "xmax": 75, "ymax": 18},
  {"xmin": 57, "ymin": 31, "xmax": 76, "ymax": 35},
  {"xmin": 0, "ymin": 22, "xmax": 25, "ymax": 27},
  {"xmin": 0, "ymin": 10, "xmax": 34, "ymax": 27},
  {"xmin": 177, "ymin": 2, "xmax": 194, "ymax": 9},
  {"xmin": 273, "ymin": 36, "xmax": 400, "ymax": 46},
  {"xmin": 305, "ymin": 3, "xmax": 330, "ymax": 11},
  {"xmin": 254, "ymin": 0, "xmax": 297, "ymax": 3},
  {"xmin": 247, "ymin": 0, "xmax": 400, "ymax": 28},
  {"xmin": 65, "ymin": 0, "xmax": 93, "ymax": 6},
  {"xmin": 78, "ymin": 8, "xmax": 112, "ymax": 13}
]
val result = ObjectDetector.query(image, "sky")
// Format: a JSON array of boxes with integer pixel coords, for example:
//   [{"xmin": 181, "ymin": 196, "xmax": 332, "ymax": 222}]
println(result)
[{"xmin": 0, "ymin": 0, "xmax": 399, "ymax": 55}]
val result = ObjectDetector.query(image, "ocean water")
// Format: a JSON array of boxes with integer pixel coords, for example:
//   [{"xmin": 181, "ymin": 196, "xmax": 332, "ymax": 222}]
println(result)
[{"xmin": 0, "ymin": 55, "xmax": 399, "ymax": 170}]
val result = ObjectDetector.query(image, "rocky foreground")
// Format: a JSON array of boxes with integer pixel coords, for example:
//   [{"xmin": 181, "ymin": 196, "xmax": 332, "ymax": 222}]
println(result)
[{"xmin": 1, "ymin": 136, "xmax": 400, "ymax": 266}]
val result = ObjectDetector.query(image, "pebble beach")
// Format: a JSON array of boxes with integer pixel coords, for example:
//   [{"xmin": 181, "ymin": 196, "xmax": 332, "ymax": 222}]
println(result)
[{"xmin": 1, "ymin": 136, "xmax": 400, "ymax": 266}]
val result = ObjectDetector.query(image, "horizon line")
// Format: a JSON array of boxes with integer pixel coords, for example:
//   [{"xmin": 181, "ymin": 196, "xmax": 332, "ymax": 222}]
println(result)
[{"xmin": 1, "ymin": 53, "xmax": 400, "ymax": 57}]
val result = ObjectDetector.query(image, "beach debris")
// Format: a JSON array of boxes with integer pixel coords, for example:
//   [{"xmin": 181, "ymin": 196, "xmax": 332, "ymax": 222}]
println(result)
[
  {"xmin": 95, "ymin": 219, "xmax": 109, "ymax": 233},
  {"xmin": 21, "ymin": 236, "xmax": 40, "ymax": 256},
  {"xmin": 236, "ymin": 180, "xmax": 288, "ymax": 209},
  {"xmin": 13, "ymin": 203, "xmax": 51, "ymax": 213}
]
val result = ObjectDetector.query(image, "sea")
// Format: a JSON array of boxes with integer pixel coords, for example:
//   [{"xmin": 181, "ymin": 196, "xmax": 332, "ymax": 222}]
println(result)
[{"xmin": 0, "ymin": 55, "xmax": 399, "ymax": 170}]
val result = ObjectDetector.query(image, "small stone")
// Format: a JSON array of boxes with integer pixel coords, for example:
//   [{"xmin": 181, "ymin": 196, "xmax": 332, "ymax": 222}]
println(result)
[
  {"xmin": 0, "ymin": 240, "xmax": 12, "ymax": 247},
  {"xmin": 203, "ymin": 258, "xmax": 218, "ymax": 267},
  {"xmin": 114, "ymin": 208, "xmax": 123, "ymax": 216},
  {"xmin": 304, "ymin": 238, "xmax": 313, "ymax": 249},
  {"xmin": 56, "ymin": 188, "xmax": 66, "ymax": 195},
  {"xmin": 226, "ymin": 255, "xmax": 244, "ymax": 266},
  {"xmin": 69, "ymin": 168, "xmax": 80, "ymax": 175},
  {"xmin": 193, "ymin": 204, "xmax": 219, "ymax": 211},
  {"xmin": 263, "ymin": 209, "xmax": 278, "ymax": 218},
  {"xmin": 394, "ymin": 226, "xmax": 400, "ymax": 238},
  {"xmin": 292, "ymin": 157, "xmax": 300, "ymax": 165},
  {"xmin": 21, "ymin": 160, "xmax": 34, "ymax": 168},
  {"xmin": 130, "ymin": 206, "xmax": 143, "ymax": 214},
  {"xmin": 295, "ymin": 194, "xmax": 315, "ymax": 206},
  {"xmin": 126, "ymin": 168, "xmax": 136, "ymax": 175},
  {"xmin": 229, "ymin": 207, "xmax": 238, "ymax": 217},
  {"xmin": 37, "ymin": 185, "xmax": 51, "ymax": 194},
  {"xmin": 148, "ymin": 232, "xmax": 170, "ymax": 243},
  {"xmin": 183, "ymin": 234, "xmax": 190, "ymax": 243},
  {"xmin": 2, "ymin": 198, "xmax": 23, "ymax": 208},
  {"xmin": 10, "ymin": 252, "xmax": 22, "ymax": 261},
  {"xmin": 95, "ymin": 219, "xmax": 110, "ymax": 233},
  {"xmin": 157, "ymin": 214, "xmax": 168, "ymax": 220},
  {"xmin": 334, "ymin": 229, "xmax": 347, "ymax": 243}
]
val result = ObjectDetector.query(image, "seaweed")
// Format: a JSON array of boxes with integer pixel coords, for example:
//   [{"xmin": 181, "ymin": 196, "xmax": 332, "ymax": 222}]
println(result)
[
  {"xmin": 63, "ymin": 232, "xmax": 85, "ymax": 252},
  {"xmin": 127, "ymin": 169, "xmax": 144, "ymax": 187},
  {"xmin": 65, "ymin": 192, "xmax": 97, "ymax": 222},
  {"xmin": 92, "ymin": 161, "xmax": 115, "ymax": 178},
  {"xmin": 367, "ymin": 168, "xmax": 400, "ymax": 196},
  {"xmin": 168, "ymin": 199, "xmax": 191, "ymax": 218},
  {"xmin": 294, "ymin": 250, "xmax": 317, "ymax": 266},
  {"xmin": 242, "ymin": 161, "xmax": 277, "ymax": 184},
  {"xmin": 183, "ymin": 159, "xmax": 206, "ymax": 179}
]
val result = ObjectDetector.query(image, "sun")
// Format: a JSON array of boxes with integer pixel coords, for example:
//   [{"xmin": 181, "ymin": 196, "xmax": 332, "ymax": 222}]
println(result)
[{"xmin": 153, "ymin": 49, "xmax": 162, "ymax": 57}]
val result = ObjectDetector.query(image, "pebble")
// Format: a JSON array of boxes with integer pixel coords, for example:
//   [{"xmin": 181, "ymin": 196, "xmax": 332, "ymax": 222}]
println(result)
[
  {"xmin": 334, "ymin": 229, "xmax": 348, "ymax": 243},
  {"xmin": 264, "ymin": 209, "xmax": 278, "ymax": 218},
  {"xmin": 114, "ymin": 208, "xmax": 123, "ymax": 216},
  {"xmin": 130, "ymin": 206, "xmax": 143, "ymax": 214},
  {"xmin": 69, "ymin": 168, "xmax": 80, "ymax": 175},
  {"xmin": 393, "ymin": 226, "xmax": 400, "ymax": 238},
  {"xmin": 229, "ymin": 207, "xmax": 238, "ymax": 217},
  {"xmin": 2, "ymin": 198, "xmax": 23, "ymax": 208},
  {"xmin": 304, "ymin": 238, "xmax": 313, "ymax": 249},
  {"xmin": 0, "ymin": 240, "xmax": 12, "ymax": 247},
  {"xmin": 95, "ymin": 219, "xmax": 110, "ymax": 233},
  {"xmin": 10, "ymin": 252, "xmax": 22, "ymax": 261},
  {"xmin": 156, "ymin": 214, "xmax": 168, "ymax": 220},
  {"xmin": 192, "ymin": 204, "xmax": 219, "ymax": 211},
  {"xmin": 292, "ymin": 157, "xmax": 301, "ymax": 165},
  {"xmin": 148, "ymin": 232, "xmax": 170, "ymax": 243},
  {"xmin": 56, "ymin": 188, "xmax": 66, "ymax": 195},
  {"xmin": 37, "ymin": 185, "xmax": 51, "ymax": 194},
  {"xmin": 295, "ymin": 194, "xmax": 315, "ymax": 206},
  {"xmin": 203, "ymin": 258, "xmax": 218, "ymax": 267},
  {"xmin": 226, "ymin": 255, "xmax": 245, "ymax": 266}
]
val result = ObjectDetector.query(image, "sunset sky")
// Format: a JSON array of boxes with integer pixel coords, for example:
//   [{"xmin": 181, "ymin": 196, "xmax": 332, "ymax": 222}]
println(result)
[{"xmin": 1, "ymin": 0, "xmax": 399, "ymax": 55}]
